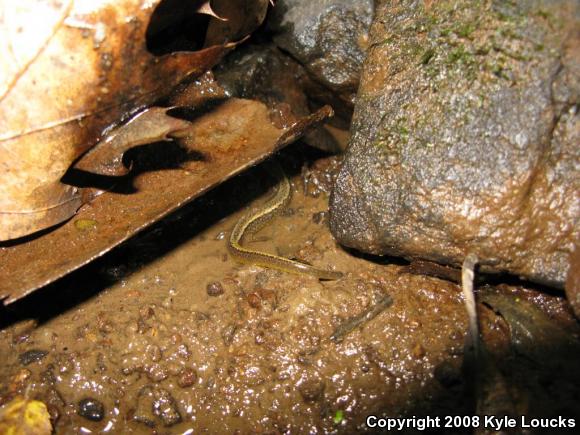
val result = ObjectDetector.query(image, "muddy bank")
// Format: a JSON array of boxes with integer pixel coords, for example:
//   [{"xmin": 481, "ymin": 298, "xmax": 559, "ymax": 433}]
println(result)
[{"xmin": 1, "ymin": 150, "xmax": 579, "ymax": 433}]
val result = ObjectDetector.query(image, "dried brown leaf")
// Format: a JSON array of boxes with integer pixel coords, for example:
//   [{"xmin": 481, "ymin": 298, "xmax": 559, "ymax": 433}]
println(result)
[
  {"xmin": 194, "ymin": 0, "xmax": 227, "ymax": 20},
  {"xmin": 0, "ymin": 0, "xmax": 268, "ymax": 241}
]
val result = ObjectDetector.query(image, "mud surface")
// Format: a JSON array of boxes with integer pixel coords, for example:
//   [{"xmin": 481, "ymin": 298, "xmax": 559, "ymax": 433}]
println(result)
[{"xmin": 1, "ymin": 149, "xmax": 579, "ymax": 433}]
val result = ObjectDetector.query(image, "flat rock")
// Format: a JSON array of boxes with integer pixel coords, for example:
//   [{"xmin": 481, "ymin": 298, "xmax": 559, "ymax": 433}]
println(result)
[{"xmin": 330, "ymin": 0, "xmax": 579, "ymax": 287}]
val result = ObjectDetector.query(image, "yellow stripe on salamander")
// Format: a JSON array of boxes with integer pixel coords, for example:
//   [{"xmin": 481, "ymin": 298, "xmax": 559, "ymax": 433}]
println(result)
[{"xmin": 228, "ymin": 160, "xmax": 343, "ymax": 280}]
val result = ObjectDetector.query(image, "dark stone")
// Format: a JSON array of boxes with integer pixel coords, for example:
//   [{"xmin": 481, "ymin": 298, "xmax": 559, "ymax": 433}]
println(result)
[
  {"xmin": 330, "ymin": 0, "xmax": 580, "ymax": 288},
  {"xmin": 214, "ymin": 44, "xmax": 347, "ymax": 152},
  {"xmin": 246, "ymin": 291, "xmax": 262, "ymax": 309},
  {"xmin": 206, "ymin": 281, "xmax": 225, "ymax": 296},
  {"xmin": 214, "ymin": 44, "xmax": 307, "ymax": 114},
  {"xmin": 269, "ymin": 0, "xmax": 374, "ymax": 106},
  {"xmin": 19, "ymin": 349, "xmax": 48, "ymax": 366},
  {"xmin": 78, "ymin": 398, "xmax": 105, "ymax": 421}
]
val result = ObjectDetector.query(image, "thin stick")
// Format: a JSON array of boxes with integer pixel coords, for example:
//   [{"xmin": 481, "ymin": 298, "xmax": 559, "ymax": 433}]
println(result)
[{"xmin": 462, "ymin": 253, "xmax": 479, "ymax": 354}]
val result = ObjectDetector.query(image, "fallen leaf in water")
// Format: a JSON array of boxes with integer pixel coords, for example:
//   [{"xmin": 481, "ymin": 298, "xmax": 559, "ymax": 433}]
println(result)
[
  {"xmin": 0, "ymin": 0, "xmax": 269, "ymax": 241},
  {"xmin": 0, "ymin": 397, "xmax": 52, "ymax": 435}
]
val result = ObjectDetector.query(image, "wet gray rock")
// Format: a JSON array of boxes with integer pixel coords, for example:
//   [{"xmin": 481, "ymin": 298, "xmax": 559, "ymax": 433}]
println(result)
[
  {"xmin": 214, "ymin": 44, "xmax": 310, "ymax": 123},
  {"xmin": 330, "ymin": 0, "xmax": 579, "ymax": 287},
  {"xmin": 269, "ymin": 0, "xmax": 374, "ymax": 107}
]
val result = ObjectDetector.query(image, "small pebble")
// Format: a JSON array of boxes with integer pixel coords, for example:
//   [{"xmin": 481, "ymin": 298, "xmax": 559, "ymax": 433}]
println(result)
[
  {"xmin": 298, "ymin": 379, "xmax": 325, "ymax": 402},
  {"xmin": 12, "ymin": 368, "xmax": 32, "ymax": 384},
  {"xmin": 254, "ymin": 272, "xmax": 269, "ymax": 287},
  {"xmin": 12, "ymin": 332, "xmax": 30, "ymax": 344},
  {"xmin": 312, "ymin": 211, "xmax": 328, "ymax": 224},
  {"xmin": 161, "ymin": 296, "xmax": 173, "ymax": 308},
  {"xmin": 254, "ymin": 332, "xmax": 265, "ymax": 345},
  {"xmin": 175, "ymin": 344, "xmax": 191, "ymax": 359},
  {"xmin": 135, "ymin": 385, "xmax": 181, "ymax": 427},
  {"xmin": 206, "ymin": 281, "xmax": 224, "ymax": 296},
  {"xmin": 412, "ymin": 343, "xmax": 426, "ymax": 359},
  {"xmin": 139, "ymin": 305, "xmax": 156, "ymax": 319},
  {"xmin": 98, "ymin": 321, "xmax": 114, "ymax": 334},
  {"xmin": 177, "ymin": 368, "xmax": 198, "ymax": 388},
  {"xmin": 78, "ymin": 398, "xmax": 105, "ymax": 421},
  {"xmin": 19, "ymin": 349, "xmax": 48, "ymax": 366},
  {"xmin": 167, "ymin": 362, "xmax": 182, "ymax": 376},
  {"xmin": 221, "ymin": 324, "xmax": 237, "ymax": 345},
  {"xmin": 246, "ymin": 292, "xmax": 261, "ymax": 309},
  {"xmin": 146, "ymin": 364, "xmax": 169, "ymax": 382},
  {"xmin": 146, "ymin": 344, "xmax": 162, "ymax": 362}
]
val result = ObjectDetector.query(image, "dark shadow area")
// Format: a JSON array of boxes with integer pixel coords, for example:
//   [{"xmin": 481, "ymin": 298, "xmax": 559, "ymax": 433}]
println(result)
[
  {"xmin": 401, "ymin": 260, "xmax": 565, "ymax": 299},
  {"xmin": 481, "ymin": 272, "xmax": 565, "ymax": 298},
  {"xmin": 146, "ymin": 0, "xmax": 211, "ymax": 55},
  {"xmin": 62, "ymin": 142, "xmax": 207, "ymax": 194},
  {"xmin": 61, "ymin": 98, "xmax": 232, "ymax": 193},
  {"xmin": 342, "ymin": 247, "xmax": 411, "ymax": 267},
  {"xmin": 0, "ymin": 219, "xmax": 71, "ymax": 247},
  {"xmin": 360, "ymin": 305, "xmax": 580, "ymax": 433}
]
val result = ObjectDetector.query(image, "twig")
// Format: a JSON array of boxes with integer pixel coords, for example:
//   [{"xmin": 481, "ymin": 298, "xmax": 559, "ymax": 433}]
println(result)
[{"xmin": 330, "ymin": 293, "xmax": 393, "ymax": 342}]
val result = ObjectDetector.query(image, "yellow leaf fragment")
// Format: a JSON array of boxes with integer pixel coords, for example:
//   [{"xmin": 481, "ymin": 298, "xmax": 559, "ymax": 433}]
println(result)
[
  {"xmin": 0, "ymin": 397, "xmax": 52, "ymax": 435},
  {"xmin": 74, "ymin": 218, "xmax": 98, "ymax": 231}
]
